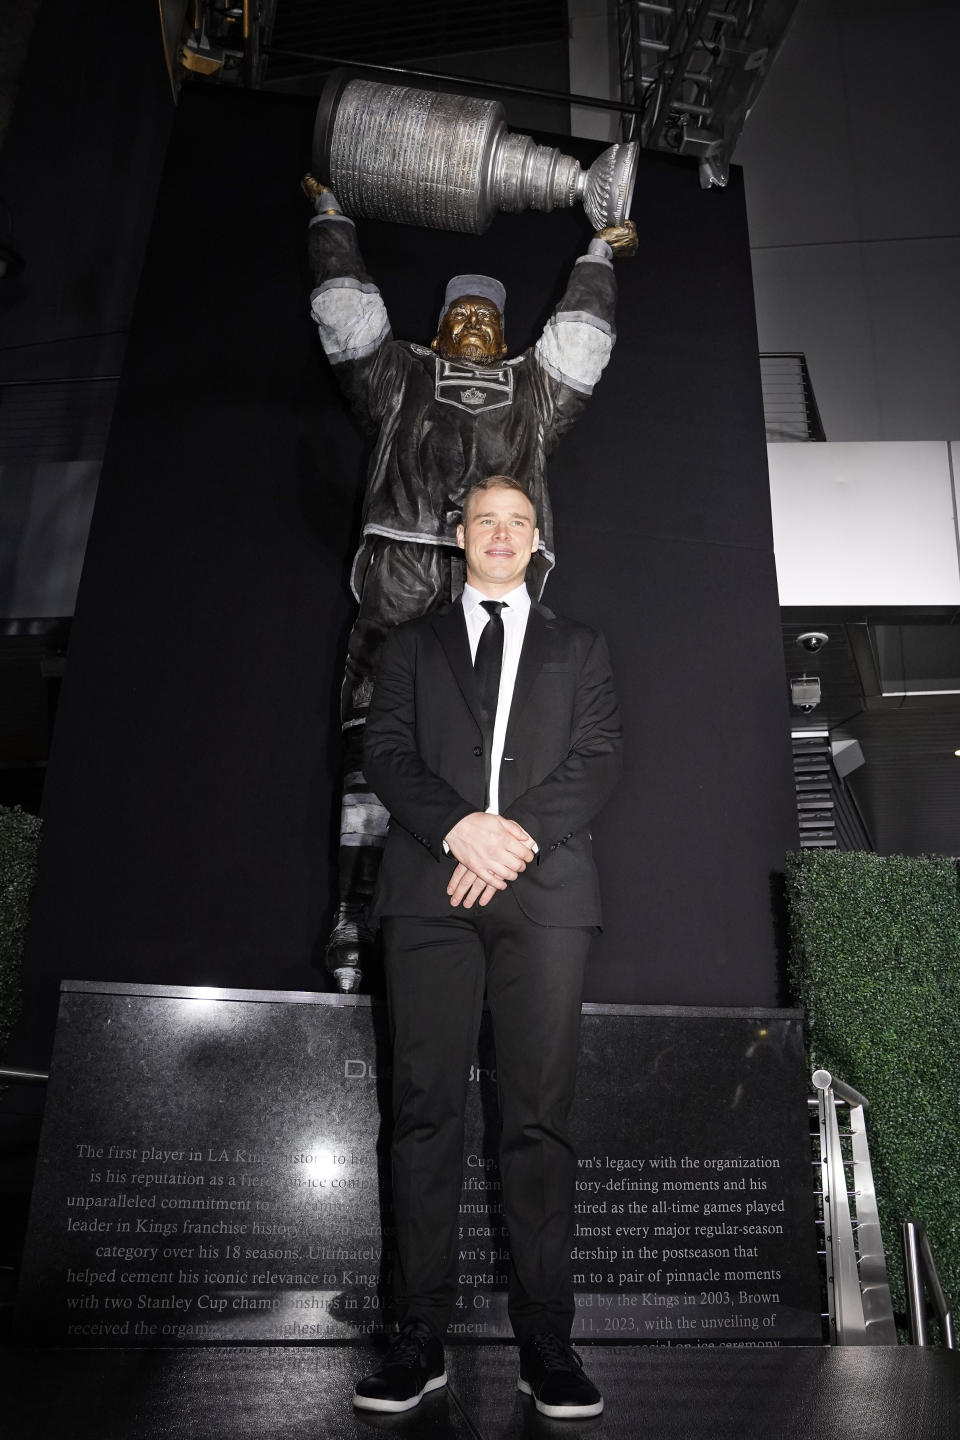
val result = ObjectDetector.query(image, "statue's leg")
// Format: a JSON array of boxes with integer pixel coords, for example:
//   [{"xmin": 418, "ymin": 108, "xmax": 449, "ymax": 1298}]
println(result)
[
  {"xmin": 325, "ymin": 585, "xmax": 392, "ymax": 993},
  {"xmin": 326, "ymin": 541, "xmax": 460, "ymax": 992}
]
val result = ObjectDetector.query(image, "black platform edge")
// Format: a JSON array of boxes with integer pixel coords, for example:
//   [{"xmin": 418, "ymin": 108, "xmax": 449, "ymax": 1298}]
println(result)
[{"xmin": 3, "ymin": 1342, "xmax": 960, "ymax": 1439}]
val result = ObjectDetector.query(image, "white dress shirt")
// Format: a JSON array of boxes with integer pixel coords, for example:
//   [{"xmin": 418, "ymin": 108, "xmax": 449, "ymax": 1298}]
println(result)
[{"xmin": 461, "ymin": 580, "xmax": 531, "ymax": 815}]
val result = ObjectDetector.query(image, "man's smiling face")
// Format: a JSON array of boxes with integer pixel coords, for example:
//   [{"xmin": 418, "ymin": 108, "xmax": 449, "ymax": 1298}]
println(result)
[{"xmin": 457, "ymin": 483, "xmax": 539, "ymax": 597}]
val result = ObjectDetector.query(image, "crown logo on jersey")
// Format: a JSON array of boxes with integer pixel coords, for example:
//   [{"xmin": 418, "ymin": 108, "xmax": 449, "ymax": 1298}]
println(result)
[{"xmin": 435, "ymin": 358, "xmax": 514, "ymax": 414}]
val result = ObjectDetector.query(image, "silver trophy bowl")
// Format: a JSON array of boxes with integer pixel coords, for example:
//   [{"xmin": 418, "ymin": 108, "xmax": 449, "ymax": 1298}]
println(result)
[{"xmin": 313, "ymin": 73, "xmax": 638, "ymax": 235}]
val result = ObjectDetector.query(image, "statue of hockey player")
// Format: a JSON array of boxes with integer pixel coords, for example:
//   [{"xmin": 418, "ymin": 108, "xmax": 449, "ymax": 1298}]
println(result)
[{"xmin": 304, "ymin": 174, "xmax": 636, "ymax": 990}]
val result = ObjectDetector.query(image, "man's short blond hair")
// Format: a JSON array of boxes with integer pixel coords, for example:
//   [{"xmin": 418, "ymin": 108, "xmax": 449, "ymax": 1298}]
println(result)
[{"xmin": 461, "ymin": 475, "xmax": 535, "ymax": 524}]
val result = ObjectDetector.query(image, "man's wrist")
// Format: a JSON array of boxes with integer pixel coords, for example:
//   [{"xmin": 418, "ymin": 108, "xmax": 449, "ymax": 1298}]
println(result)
[
  {"xmin": 442, "ymin": 807, "xmax": 481, "ymax": 855},
  {"xmin": 504, "ymin": 808, "xmax": 539, "ymax": 852}
]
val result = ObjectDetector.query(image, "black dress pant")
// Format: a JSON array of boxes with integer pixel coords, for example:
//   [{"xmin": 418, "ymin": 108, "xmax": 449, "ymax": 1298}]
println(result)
[{"xmin": 383, "ymin": 888, "xmax": 592, "ymax": 1344}]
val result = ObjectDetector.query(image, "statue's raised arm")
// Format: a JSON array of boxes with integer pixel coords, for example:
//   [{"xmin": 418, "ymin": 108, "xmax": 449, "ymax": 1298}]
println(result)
[{"xmin": 304, "ymin": 174, "xmax": 399, "ymax": 435}]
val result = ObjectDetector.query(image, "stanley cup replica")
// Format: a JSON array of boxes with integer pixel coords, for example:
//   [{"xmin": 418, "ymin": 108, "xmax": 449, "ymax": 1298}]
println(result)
[{"xmin": 313, "ymin": 72, "xmax": 638, "ymax": 235}]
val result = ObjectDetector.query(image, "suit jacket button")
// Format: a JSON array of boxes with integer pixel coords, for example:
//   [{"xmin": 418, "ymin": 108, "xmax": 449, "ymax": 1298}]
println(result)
[{"xmin": 473, "ymin": 745, "xmax": 483, "ymax": 757}]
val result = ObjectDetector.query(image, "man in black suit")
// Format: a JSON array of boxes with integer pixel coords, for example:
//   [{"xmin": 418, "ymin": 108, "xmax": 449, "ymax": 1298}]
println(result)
[{"xmin": 354, "ymin": 475, "xmax": 622, "ymax": 1419}]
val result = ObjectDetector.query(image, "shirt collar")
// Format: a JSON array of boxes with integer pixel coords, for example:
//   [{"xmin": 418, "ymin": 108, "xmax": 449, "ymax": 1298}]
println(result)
[{"xmin": 462, "ymin": 581, "xmax": 531, "ymax": 618}]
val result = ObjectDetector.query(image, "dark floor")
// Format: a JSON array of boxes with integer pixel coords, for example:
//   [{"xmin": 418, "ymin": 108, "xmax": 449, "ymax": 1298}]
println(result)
[{"xmin": 2, "ymin": 1343, "xmax": 960, "ymax": 1439}]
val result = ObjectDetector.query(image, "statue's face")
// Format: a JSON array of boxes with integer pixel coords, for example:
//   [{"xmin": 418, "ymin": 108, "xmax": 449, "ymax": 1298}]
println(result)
[{"xmin": 431, "ymin": 296, "xmax": 507, "ymax": 363}]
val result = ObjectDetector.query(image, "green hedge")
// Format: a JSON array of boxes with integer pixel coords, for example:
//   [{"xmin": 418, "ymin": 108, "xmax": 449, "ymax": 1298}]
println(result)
[
  {"xmin": 785, "ymin": 850, "xmax": 960, "ymax": 1328},
  {"xmin": 0, "ymin": 806, "xmax": 42, "ymax": 1060}
]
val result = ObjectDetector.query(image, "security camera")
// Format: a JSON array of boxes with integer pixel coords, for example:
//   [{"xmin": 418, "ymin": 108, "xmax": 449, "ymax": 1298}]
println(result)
[
  {"xmin": 796, "ymin": 631, "xmax": 829, "ymax": 653},
  {"xmin": 790, "ymin": 676, "xmax": 821, "ymax": 712}
]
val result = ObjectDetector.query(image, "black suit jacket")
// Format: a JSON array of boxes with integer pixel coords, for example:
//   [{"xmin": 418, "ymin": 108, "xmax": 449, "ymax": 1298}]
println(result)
[{"xmin": 364, "ymin": 600, "xmax": 622, "ymax": 927}]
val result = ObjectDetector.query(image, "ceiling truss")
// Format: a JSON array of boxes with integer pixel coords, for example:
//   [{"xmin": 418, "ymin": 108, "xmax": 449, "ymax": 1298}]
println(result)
[
  {"xmin": 171, "ymin": 0, "xmax": 801, "ymax": 184},
  {"xmin": 616, "ymin": 0, "xmax": 801, "ymax": 184}
]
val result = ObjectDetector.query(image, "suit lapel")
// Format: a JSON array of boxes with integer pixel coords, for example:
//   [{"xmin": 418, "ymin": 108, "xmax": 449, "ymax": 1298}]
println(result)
[
  {"xmin": 504, "ymin": 603, "xmax": 553, "ymax": 743},
  {"xmin": 430, "ymin": 603, "xmax": 484, "ymax": 731},
  {"xmin": 430, "ymin": 598, "xmax": 556, "ymax": 743}
]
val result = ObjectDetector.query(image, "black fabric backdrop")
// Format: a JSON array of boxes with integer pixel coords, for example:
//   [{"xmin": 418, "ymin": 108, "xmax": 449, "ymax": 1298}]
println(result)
[{"xmin": 11, "ymin": 87, "xmax": 797, "ymax": 1063}]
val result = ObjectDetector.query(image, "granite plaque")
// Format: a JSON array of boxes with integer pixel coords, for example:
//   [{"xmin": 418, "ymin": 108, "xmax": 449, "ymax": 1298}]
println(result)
[{"xmin": 16, "ymin": 983, "xmax": 822, "ymax": 1344}]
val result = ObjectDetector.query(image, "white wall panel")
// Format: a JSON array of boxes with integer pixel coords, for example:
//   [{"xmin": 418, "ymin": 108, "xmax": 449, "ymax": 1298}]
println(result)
[
  {"xmin": 751, "ymin": 243, "xmax": 881, "ymax": 440},
  {"xmin": 737, "ymin": 1, "xmax": 857, "ymax": 247},
  {"xmin": 738, "ymin": 0, "xmax": 960, "ymax": 442},
  {"xmin": 768, "ymin": 440, "xmax": 960, "ymax": 605},
  {"xmin": 867, "ymin": 238, "xmax": 960, "ymax": 440}
]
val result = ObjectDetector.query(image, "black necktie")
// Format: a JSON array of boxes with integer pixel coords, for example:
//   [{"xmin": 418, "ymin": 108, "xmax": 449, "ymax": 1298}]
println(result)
[{"xmin": 474, "ymin": 600, "xmax": 505, "ymax": 732}]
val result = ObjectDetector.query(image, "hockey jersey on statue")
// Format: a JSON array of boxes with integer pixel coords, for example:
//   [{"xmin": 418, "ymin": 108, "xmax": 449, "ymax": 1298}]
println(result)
[{"xmin": 308, "ymin": 211, "xmax": 619, "ymax": 600}]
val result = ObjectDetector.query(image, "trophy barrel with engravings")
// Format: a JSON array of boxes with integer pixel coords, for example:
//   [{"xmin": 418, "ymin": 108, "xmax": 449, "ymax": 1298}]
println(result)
[{"xmin": 313, "ymin": 72, "xmax": 638, "ymax": 235}]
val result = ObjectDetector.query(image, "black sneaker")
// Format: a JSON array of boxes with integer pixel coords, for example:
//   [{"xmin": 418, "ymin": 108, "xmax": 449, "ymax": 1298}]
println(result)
[
  {"xmin": 517, "ymin": 1332, "xmax": 603, "ymax": 1418},
  {"xmin": 353, "ymin": 1320, "xmax": 447, "ymax": 1413}
]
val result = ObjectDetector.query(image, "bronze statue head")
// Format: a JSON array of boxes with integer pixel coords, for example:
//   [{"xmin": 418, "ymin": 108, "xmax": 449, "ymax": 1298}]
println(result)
[
  {"xmin": 431, "ymin": 274, "xmax": 508, "ymax": 363},
  {"xmin": 431, "ymin": 296, "xmax": 507, "ymax": 363}
]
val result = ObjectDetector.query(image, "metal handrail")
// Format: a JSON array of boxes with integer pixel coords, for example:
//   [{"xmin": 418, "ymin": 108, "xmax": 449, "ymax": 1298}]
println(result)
[
  {"xmin": 812, "ymin": 1069, "xmax": 896, "ymax": 1345},
  {"xmin": 903, "ymin": 1220, "xmax": 955, "ymax": 1349},
  {"xmin": 760, "ymin": 352, "xmax": 826, "ymax": 441},
  {"xmin": 0, "ymin": 1067, "xmax": 48, "ymax": 1084}
]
